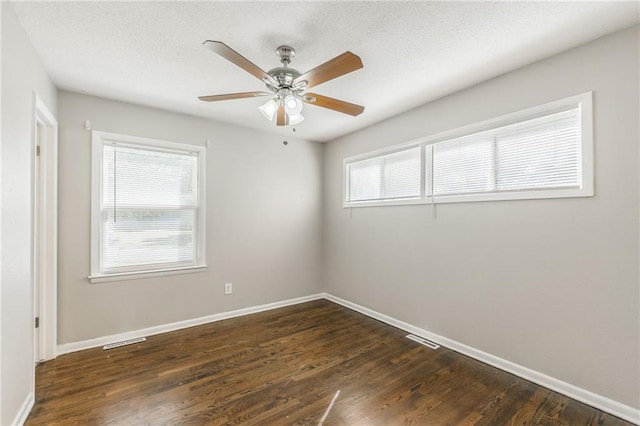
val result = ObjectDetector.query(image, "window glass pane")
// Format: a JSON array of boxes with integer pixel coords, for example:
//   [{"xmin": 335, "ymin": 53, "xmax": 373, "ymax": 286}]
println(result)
[
  {"xmin": 382, "ymin": 147, "xmax": 421, "ymax": 199},
  {"xmin": 495, "ymin": 108, "xmax": 580, "ymax": 190},
  {"xmin": 103, "ymin": 145, "xmax": 198, "ymax": 208},
  {"xmin": 99, "ymin": 142, "xmax": 200, "ymax": 274},
  {"xmin": 433, "ymin": 133, "xmax": 494, "ymax": 196},
  {"xmin": 102, "ymin": 209, "xmax": 195, "ymax": 271},
  {"xmin": 347, "ymin": 146, "xmax": 421, "ymax": 202},
  {"xmin": 349, "ymin": 157, "xmax": 382, "ymax": 202}
]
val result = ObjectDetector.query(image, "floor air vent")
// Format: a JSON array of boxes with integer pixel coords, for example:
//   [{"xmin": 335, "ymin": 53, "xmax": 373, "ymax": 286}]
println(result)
[
  {"xmin": 103, "ymin": 337, "xmax": 146, "ymax": 350},
  {"xmin": 406, "ymin": 334, "xmax": 440, "ymax": 349}
]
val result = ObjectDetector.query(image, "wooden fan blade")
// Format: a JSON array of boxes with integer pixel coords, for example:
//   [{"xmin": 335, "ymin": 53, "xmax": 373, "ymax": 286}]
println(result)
[
  {"xmin": 203, "ymin": 41, "xmax": 278, "ymax": 87},
  {"xmin": 276, "ymin": 102, "xmax": 288, "ymax": 126},
  {"xmin": 303, "ymin": 93, "xmax": 364, "ymax": 116},
  {"xmin": 294, "ymin": 52, "xmax": 363, "ymax": 89},
  {"xmin": 198, "ymin": 91, "xmax": 270, "ymax": 102}
]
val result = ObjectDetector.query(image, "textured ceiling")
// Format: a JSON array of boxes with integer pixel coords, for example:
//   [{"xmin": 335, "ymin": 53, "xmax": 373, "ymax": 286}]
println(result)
[{"xmin": 9, "ymin": 1, "xmax": 639, "ymax": 142}]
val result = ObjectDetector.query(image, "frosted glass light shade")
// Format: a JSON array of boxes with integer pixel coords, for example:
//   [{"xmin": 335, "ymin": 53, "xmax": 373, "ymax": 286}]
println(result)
[
  {"xmin": 259, "ymin": 98, "xmax": 304, "ymax": 125},
  {"xmin": 284, "ymin": 95, "xmax": 303, "ymax": 116},
  {"xmin": 288, "ymin": 114, "xmax": 304, "ymax": 125},
  {"xmin": 259, "ymin": 99, "xmax": 277, "ymax": 121}
]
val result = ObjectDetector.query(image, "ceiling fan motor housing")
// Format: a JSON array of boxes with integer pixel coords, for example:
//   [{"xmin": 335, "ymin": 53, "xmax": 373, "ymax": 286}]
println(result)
[
  {"xmin": 267, "ymin": 66, "xmax": 302, "ymax": 91},
  {"xmin": 264, "ymin": 45, "xmax": 307, "ymax": 94}
]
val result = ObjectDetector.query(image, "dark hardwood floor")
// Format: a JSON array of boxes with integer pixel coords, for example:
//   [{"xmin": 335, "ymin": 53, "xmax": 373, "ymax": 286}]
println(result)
[{"xmin": 27, "ymin": 300, "xmax": 632, "ymax": 425}]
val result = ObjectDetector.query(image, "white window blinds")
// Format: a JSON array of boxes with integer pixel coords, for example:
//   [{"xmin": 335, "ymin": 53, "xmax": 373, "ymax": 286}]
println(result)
[
  {"xmin": 432, "ymin": 132, "xmax": 495, "ymax": 196},
  {"xmin": 91, "ymin": 132, "xmax": 205, "ymax": 281},
  {"xmin": 101, "ymin": 144, "xmax": 199, "ymax": 273},
  {"xmin": 431, "ymin": 107, "xmax": 581, "ymax": 197},
  {"xmin": 494, "ymin": 108, "xmax": 580, "ymax": 191},
  {"xmin": 347, "ymin": 146, "xmax": 421, "ymax": 203},
  {"xmin": 344, "ymin": 92, "xmax": 592, "ymax": 207}
]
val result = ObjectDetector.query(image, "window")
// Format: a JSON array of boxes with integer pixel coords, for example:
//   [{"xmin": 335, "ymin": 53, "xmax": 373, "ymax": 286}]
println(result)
[
  {"xmin": 347, "ymin": 146, "xmax": 421, "ymax": 203},
  {"xmin": 344, "ymin": 92, "xmax": 593, "ymax": 207},
  {"xmin": 90, "ymin": 131, "xmax": 206, "ymax": 283}
]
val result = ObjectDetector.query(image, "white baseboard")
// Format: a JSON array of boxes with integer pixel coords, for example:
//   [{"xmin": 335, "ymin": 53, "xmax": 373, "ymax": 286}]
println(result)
[
  {"xmin": 322, "ymin": 293, "xmax": 640, "ymax": 425},
  {"xmin": 57, "ymin": 293, "xmax": 324, "ymax": 355},
  {"xmin": 12, "ymin": 391, "xmax": 34, "ymax": 426}
]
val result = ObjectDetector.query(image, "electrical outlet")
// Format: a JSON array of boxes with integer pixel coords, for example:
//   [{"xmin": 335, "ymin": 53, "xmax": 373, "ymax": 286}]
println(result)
[{"xmin": 224, "ymin": 283, "xmax": 232, "ymax": 295}]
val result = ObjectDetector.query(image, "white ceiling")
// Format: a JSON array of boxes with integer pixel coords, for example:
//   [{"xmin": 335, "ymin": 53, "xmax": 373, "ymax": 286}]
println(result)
[{"xmin": 10, "ymin": 1, "xmax": 639, "ymax": 142}]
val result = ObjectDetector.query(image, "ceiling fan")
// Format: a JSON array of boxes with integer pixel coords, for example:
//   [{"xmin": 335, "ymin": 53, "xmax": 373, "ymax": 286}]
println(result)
[{"xmin": 199, "ymin": 41, "xmax": 365, "ymax": 126}]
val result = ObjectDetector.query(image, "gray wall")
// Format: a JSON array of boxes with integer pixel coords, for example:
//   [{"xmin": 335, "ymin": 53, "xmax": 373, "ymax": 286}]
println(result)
[
  {"xmin": 323, "ymin": 26, "xmax": 639, "ymax": 408},
  {"xmin": 57, "ymin": 91, "xmax": 323, "ymax": 343},
  {"xmin": 1, "ymin": 3, "xmax": 58, "ymax": 424}
]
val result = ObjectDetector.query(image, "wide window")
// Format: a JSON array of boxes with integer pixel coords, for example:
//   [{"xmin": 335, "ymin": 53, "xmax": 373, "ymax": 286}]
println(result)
[
  {"xmin": 90, "ymin": 131, "xmax": 206, "ymax": 282},
  {"xmin": 344, "ymin": 92, "xmax": 593, "ymax": 206}
]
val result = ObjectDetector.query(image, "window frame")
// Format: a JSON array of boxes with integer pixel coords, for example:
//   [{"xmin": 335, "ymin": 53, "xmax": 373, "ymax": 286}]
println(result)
[
  {"xmin": 343, "ymin": 92, "xmax": 593, "ymax": 207},
  {"xmin": 90, "ymin": 131, "xmax": 207, "ymax": 283}
]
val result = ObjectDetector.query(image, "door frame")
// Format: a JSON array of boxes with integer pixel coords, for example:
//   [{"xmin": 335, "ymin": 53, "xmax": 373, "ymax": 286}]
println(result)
[{"xmin": 32, "ymin": 93, "xmax": 58, "ymax": 362}]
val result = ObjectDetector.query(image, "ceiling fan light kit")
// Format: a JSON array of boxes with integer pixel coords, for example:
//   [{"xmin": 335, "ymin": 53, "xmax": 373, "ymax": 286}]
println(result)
[
  {"xmin": 258, "ymin": 98, "xmax": 304, "ymax": 125},
  {"xmin": 199, "ymin": 41, "xmax": 365, "ymax": 127}
]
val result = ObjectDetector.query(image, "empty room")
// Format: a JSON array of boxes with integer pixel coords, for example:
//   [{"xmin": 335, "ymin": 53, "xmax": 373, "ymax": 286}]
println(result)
[{"xmin": 1, "ymin": 1, "xmax": 639, "ymax": 425}]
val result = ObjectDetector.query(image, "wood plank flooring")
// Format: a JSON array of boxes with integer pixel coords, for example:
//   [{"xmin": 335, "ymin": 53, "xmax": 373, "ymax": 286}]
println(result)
[{"xmin": 26, "ymin": 300, "xmax": 633, "ymax": 425}]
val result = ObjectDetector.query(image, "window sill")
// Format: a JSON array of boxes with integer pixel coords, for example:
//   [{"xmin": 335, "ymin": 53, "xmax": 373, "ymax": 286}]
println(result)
[
  {"xmin": 89, "ymin": 265, "xmax": 207, "ymax": 284},
  {"xmin": 344, "ymin": 186, "xmax": 593, "ymax": 208}
]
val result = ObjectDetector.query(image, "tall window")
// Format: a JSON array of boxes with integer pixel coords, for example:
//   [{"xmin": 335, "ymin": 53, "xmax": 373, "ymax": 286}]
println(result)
[
  {"xmin": 344, "ymin": 92, "xmax": 593, "ymax": 206},
  {"xmin": 91, "ymin": 131, "xmax": 206, "ymax": 282}
]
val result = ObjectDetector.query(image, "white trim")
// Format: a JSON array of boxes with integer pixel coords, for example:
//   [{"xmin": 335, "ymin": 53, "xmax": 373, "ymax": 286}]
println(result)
[
  {"xmin": 90, "ymin": 130, "xmax": 206, "ymax": 279},
  {"xmin": 322, "ymin": 293, "xmax": 640, "ymax": 425},
  {"xmin": 11, "ymin": 392, "xmax": 34, "ymax": 426},
  {"xmin": 343, "ymin": 92, "xmax": 594, "ymax": 208},
  {"xmin": 56, "ymin": 294, "xmax": 324, "ymax": 355},
  {"xmin": 92, "ymin": 130, "xmax": 205, "ymax": 154},
  {"xmin": 32, "ymin": 94, "xmax": 58, "ymax": 363},
  {"xmin": 345, "ymin": 198, "xmax": 425, "ymax": 208},
  {"xmin": 580, "ymin": 91, "xmax": 595, "ymax": 196},
  {"xmin": 89, "ymin": 265, "xmax": 207, "ymax": 284}
]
